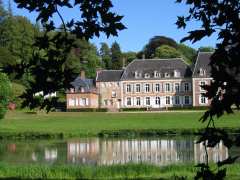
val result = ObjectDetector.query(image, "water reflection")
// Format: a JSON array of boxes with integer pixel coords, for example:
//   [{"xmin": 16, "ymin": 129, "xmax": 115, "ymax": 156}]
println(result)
[{"xmin": 0, "ymin": 137, "xmax": 230, "ymax": 166}]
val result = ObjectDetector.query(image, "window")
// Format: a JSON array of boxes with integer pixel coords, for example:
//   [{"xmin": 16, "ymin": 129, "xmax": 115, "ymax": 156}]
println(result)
[
  {"xmin": 175, "ymin": 96, "xmax": 180, "ymax": 105},
  {"xmin": 174, "ymin": 70, "xmax": 181, "ymax": 77},
  {"xmin": 166, "ymin": 96, "xmax": 171, "ymax": 105},
  {"xmin": 200, "ymin": 81, "xmax": 206, "ymax": 91},
  {"xmin": 165, "ymin": 73, "xmax": 170, "ymax": 78},
  {"xmin": 184, "ymin": 96, "xmax": 190, "ymax": 105},
  {"xmin": 127, "ymin": 97, "xmax": 132, "ymax": 106},
  {"xmin": 80, "ymin": 98, "xmax": 87, "ymax": 106},
  {"xmin": 126, "ymin": 84, "xmax": 131, "ymax": 92},
  {"xmin": 154, "ymin": 71, "xmax": 161, "ymax": 78},
  {"xmin": 112, "ymin": 91, "xmax": 116, "ymax": 98},
  {"xmin": 155, "ymin": 97, "xmax": 161, "ymax": 105},
  {"xmin": 146, "ymin": 97, "xmax": 151, "ymax": 106},
  {"xmin": 155, "ymin": 84, "xmax": 160, "ymax": 92},
  {"xmin": 199, "ymin": 68, "xmax": 206, "ymax": 76},
  {"xmin": 144, "ymin": 73, "xmax": 150, "ymax": 78},
  {"xmin": 136, "ymin": 97, "xmax": 141, "ymax": 106},
  {"xmin": 104, "ymin": 99, "xmax": 108, "ymax": 106},
  {"xmin": 200, "ymin": 94, "xmax": 207, "ymax": 104},
  {"xmin": 69, "ymin": 98, "xmax": 75, "ymax": 106},
  {"xmin": 135, "ymin": 71, "xmax": 141, "ymax": 78},
  {"xmin": 136, "ymin": 84, "xmax": 141, "ymax": 93},
  {"xmin": 165, "ymin": 83, "xmax": 170, "ymax": 92},
  {"xmin": 145, "ymin": 84, "xmax": 150, "ymax": 92},
  {"xmin": 184, "ymin": 83, "xmax": 189, "ymax": 92},
  {"xmin": 175, "ymin": 83, "xmax": 180, "ymax": 92}
]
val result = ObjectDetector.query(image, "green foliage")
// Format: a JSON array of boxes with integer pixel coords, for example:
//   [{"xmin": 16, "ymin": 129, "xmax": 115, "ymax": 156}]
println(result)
[
  {"xmin": 9, "ymin": 82, "xmax": 25, "ymax": 108},
  {"xmin": 177, "ymin": 44, "xmax": 197, "ymax": 64},
  {"xmin": 143, "ymin": 36, "xmax": 178, "ymax": 58},
  {"xmin": 155, "ymin": 45, "xmax": 182, "ymax": 59},
  {"xmin": 99, "ymin": 42, "xmax": 112, "ymax": 69},
  {"xmin": 12, "ymin": 0, "xmax": 125, "ymax": 111},
  {"xmin": 111, "ymin": 41, "xmax": 122, "ymax": 69},
  {"xmin": 198, "ymin": 46, "xmax": 215, "ymax": 52},
  {"xmin": 0, "ymin": 73, "xmax": 11, "ymax": 119},
  {"xmin": 122, "ymin": 51, "xmax": 137, "ymax": 65}
]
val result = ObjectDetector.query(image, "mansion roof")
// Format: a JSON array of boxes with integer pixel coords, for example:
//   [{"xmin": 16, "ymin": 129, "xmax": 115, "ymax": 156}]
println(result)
[
  {"xmin": 70, "ymin": 77, "xmax": 95, "ymax": 92},
  {"xmin": 96, "ymin": 70, "xmax": 124, "ymax": 82},
  {"xmin": 121, "ymin": 58, "xmax": 192, "ymax": 81},
  {"xmin": 193, "ymin": 52, "xmax": 212, "ymax": 78}
]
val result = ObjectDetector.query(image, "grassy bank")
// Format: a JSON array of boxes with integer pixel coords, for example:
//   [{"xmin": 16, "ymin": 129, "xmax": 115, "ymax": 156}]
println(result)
[
  {"xmin": 0, "ymin": 111, "xmax": 240, "ymax": 139},
  {"xmin": 0, "ymin": 163, "xmax": 239, "ymax": 179}
]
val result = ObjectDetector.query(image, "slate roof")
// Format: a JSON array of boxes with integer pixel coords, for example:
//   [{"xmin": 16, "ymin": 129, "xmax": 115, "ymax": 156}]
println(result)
[
  {"xmin": 121, "ymin": 58, "xmax": 192, "ymax": 81},
  {"xmin": 193, "ymin": 52, "xmax": 213, "ymax": 78},
  {"xmin": 70, "ymin": 76, "xmax": 95, "ymax": 92},
  {"xmin": 96, "ymin": 70, "xmax": 124, "ymax": 82}
]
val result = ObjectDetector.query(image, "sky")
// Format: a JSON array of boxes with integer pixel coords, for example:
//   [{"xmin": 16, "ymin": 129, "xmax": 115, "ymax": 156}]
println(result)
[{"xmin": 6, "ymin": 0, "xmax": 218, "ymax": 52}]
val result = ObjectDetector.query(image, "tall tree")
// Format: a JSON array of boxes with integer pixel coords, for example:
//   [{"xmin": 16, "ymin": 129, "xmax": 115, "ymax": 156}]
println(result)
[
  {"xmin": 143, "ymin": 36, "xmax": 178, "ymax": 58},
  {"xmin": 122, "ymin": 51, "xmax": 137, "ymax": 65},
  {"xmin": 111, "ymin": 41, "xmax": 122, "ymax": 70},
  {"xmin": 13, "ymin": 0, "xmax": 126, "ymax": 111},
  {"xmin": 177, "ymin": 44, "xmax": 197, "ymax": 64},
  {"xmin": 176, "ymin": 0, "xmax": 240, "ymax": 179},
  {"xmin": 99, "ymin": 42, "xmax": 112, "ymax": 69},
  {"xmin": 155, "ymin": 45, "xmax": 182, "ymax": 59}
]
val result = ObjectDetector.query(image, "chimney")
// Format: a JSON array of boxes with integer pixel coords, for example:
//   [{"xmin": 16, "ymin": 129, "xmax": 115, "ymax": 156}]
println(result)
[{"xmin": 80, "ymin": 70, "xmax": 85, "ymax": 79}]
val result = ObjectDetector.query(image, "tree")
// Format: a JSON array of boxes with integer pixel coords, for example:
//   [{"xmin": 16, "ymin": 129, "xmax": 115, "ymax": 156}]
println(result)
[
  {"xmin": 0, "ymin": 73, "xmax": 12, "ymax": 119},
  {"xmin": 122, "ymin": 51, "xmax": 137, "ymax": 65},
  {"xmin": 12, "ymin": 0, "xmax": 126, "ymax": 111},
  {"xmin": 154, "ymin": 45, "xmax": 182, "ymax": 59},
  {"xmin": 111, "ymin": 41, "xmax": 122, "ymax": 70},
  {"xmin": 176, "ymin": 0, "xmax": 240, "ymax": 179},
  {"xmin": 99, "ymin": 42, "xmax": 112, "ymax": 69},
  {"xmin": 198, "ymin": 46, "xmax": 215, "ymax": 52},
  {"xmin": 177, "ymin": 44, "xmax": 197, "ymax": 64},
  {"xmin": 143, "ymin": 36, "xmax": 178, "ymax": 58}
]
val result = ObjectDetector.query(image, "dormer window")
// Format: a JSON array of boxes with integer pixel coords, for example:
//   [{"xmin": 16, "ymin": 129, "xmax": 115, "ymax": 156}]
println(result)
[
  {"xmin": 164, "ymin": 73, "xmax": 170, "ymax": 78},
  {"xmin": 144, "ymin": 73, "xmax": 150, "ymax": 78},
  {"xmin": 135, "ymin": 71, "xmax": 141, "ymax": 78},
  {"xmin": 199, "ymin": 68, "xmax": 206, "ymax": 76},
  {"xmin": 174, "ymin": 70, "xmax": 180, "ymax": 78},
  {"xmin": 154, "ymin": 71, "xmax": 161, "ymax": 78}
]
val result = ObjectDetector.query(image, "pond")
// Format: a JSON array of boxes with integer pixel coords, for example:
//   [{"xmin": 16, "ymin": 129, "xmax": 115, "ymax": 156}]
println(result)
[{"xmin": 0, "ymin": 136, "xmax": 233, "ymax": 166}]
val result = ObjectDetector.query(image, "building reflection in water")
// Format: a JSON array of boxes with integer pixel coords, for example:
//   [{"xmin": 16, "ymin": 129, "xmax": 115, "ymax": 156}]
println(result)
[{"xmin": 67, "ymin": 139, "xmax": 228, "ymax": 166}]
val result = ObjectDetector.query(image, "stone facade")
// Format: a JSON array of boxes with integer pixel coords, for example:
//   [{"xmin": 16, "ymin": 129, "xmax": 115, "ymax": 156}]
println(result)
[{"xmin": 66, "ymin": 52, "xmax": 213, "ymax": 110}]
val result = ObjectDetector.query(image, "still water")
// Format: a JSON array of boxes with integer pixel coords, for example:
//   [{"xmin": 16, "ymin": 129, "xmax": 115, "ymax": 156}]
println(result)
[{"xmin": 0, "ymin": 136, "xmax": 230, "ymax": 166}]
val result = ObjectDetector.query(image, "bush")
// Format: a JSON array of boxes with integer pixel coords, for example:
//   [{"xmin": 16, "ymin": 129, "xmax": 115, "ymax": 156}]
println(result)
[
  {"xmin": 9, "ymin": 82, "xmax": 25, "ymax": 109},
  {"xmin": 120, "ymin": 108, "xmax": 147, "ymax": 112},
  {"xmin": 0, "ymin": 73, "xmax": 12, "ymax": 119}
]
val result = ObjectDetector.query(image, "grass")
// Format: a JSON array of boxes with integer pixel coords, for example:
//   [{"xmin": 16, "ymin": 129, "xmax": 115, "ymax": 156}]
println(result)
[
  {"xmin": 0, "ymin": 163, "xmax": 239, "ymax": 179},
  {"xmin": 0, "ymin": 111, "xmax": 240, "ymax": 138}
]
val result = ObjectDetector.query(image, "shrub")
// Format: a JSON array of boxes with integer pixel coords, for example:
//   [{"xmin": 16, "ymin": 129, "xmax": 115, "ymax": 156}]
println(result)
[
  {"xmin": 67, "ymin": 108, "xmax": 108, "ymax": 112},
  {"xmin": 0, "ymin": 73, "xmax": 12, "ymax": 119}
]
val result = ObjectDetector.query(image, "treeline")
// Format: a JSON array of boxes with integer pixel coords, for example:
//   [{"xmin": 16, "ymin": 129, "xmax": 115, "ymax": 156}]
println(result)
[{"xmin": 0, "ymin": 2, "xmax": 216, "ymax": 83}]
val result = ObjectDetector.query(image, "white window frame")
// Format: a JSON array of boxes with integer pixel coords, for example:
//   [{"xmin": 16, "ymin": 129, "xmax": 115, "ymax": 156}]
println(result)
[
  {"xmin": 155, "ymin": 97, "xmax": 161, "ymax": 105},
  {"xmin": 155, "ymin": 84, "xmax": 160, "ymax": 92},
  {"xmin": 199, "ymin": 94, "xmax": 208, "ymax": 104},
  {"xmin": 175, "ymin": 83, "xmax": 180, "ymax": 93},
  {"xmin": 146, "ymin": 97, "xmax": 151, "ymax": 106},
  {"xmin": 166, "ymin": 96, "xmax": 171, "ymax": 105},
  {"xmin": 127, "ymin": 97, "xmax": 132, "ymax": 106},
  {"xmin": 200, "ymin": 81, "xmax": 206, "ymax": 91},
  {"xmin": 126, "ymin": 84, "xmax": 131, "ymax": 93},
  {"xmin": 184, "ymin": 83, "xmax": 189, "ymax": 92},
  {"xmin": 69, "ymin": 98, "xmax": 75, "ymax": 106},
  {"xmin": 136, "ymin": 97, "xmax": 141, "ymax": 106},
  {"xmin": 145, "ymin": 84, "xmax": 150, "ymax": 93},
  {"xmin": 165, "ymin": 83, "xmax": 170, "ymax": 92},
  {"xmin": 136, "ymin": 84, "xmax": 141, "ymax": 93}
]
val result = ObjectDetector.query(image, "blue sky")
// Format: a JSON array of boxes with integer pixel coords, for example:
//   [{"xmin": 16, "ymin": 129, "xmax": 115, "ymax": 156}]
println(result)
[{"xmin": 7, "ymin": 0, "xmax": 218, "ymax": 52}]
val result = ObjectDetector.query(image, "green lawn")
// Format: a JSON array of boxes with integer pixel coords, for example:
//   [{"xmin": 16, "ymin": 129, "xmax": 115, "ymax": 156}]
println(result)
[{"xmin": 1, "ymin": 111, "xmax": 240, "ymax": 137}]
